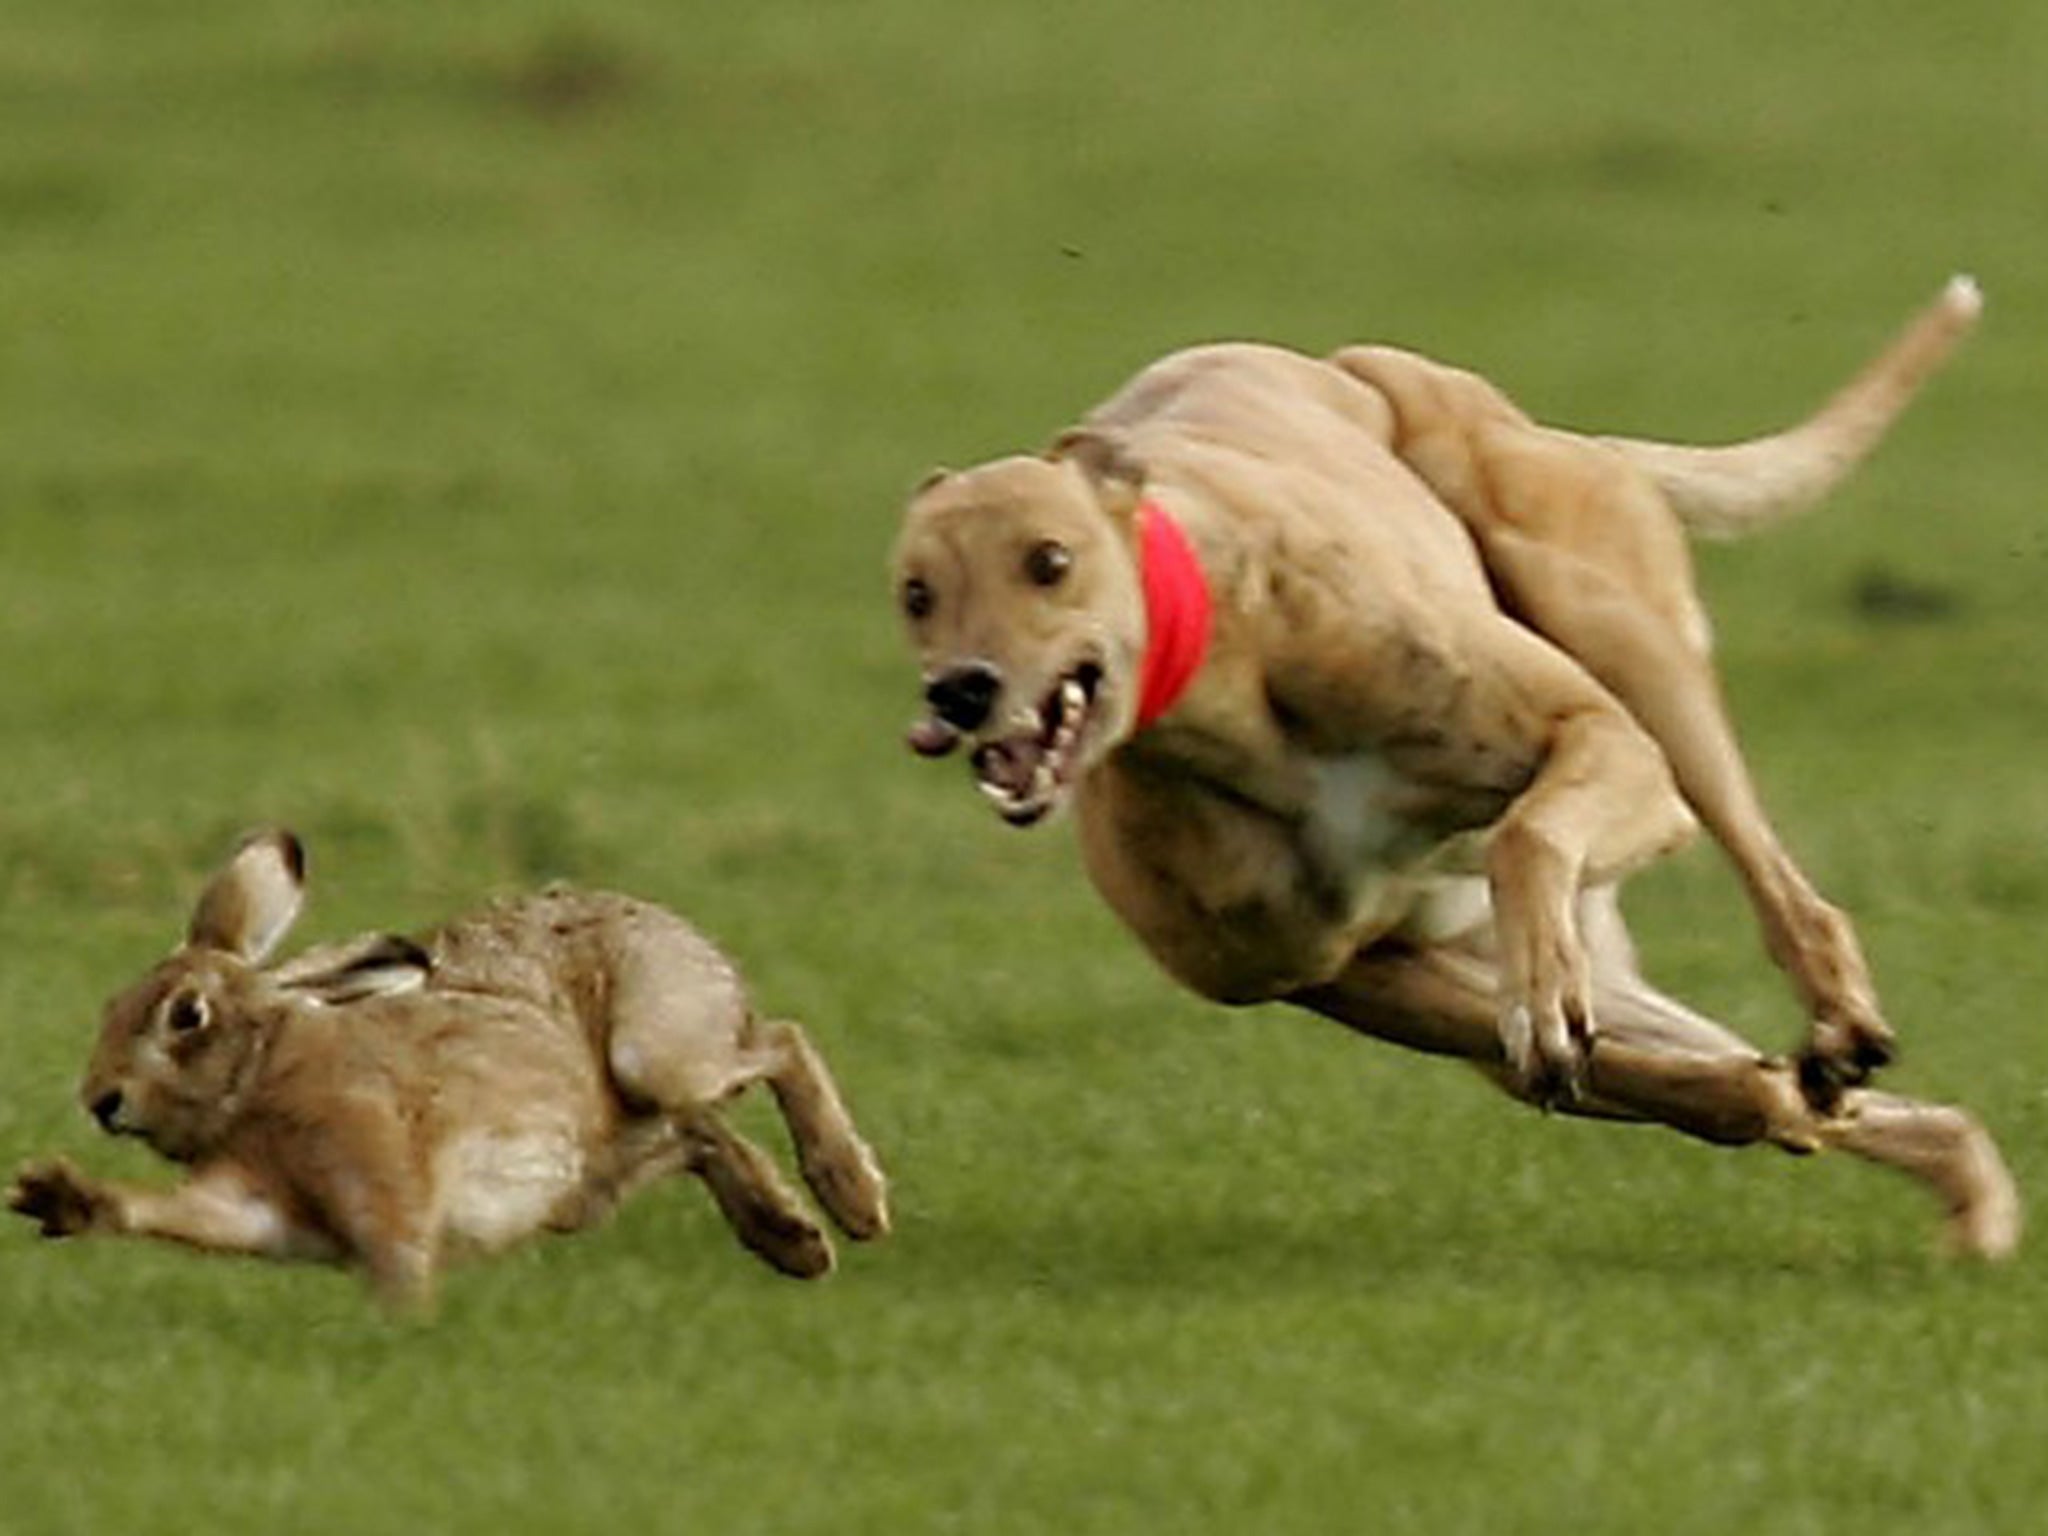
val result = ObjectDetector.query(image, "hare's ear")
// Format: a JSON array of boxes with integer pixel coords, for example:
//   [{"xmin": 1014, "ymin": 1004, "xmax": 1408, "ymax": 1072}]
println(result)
[
  {"xmin": 1048, "ymin": 429, "xmax": 1145, "ymax": 519},
  {"xmin": 273, "ymin": 933, "xmax": 432, "ymax": 1005},
  {"xmin": 187, "ymin": 829, "xmax": 307, "ymax": 963}
]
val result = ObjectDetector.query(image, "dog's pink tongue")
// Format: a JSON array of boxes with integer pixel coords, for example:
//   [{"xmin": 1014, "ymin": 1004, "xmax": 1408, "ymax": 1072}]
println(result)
[
  {"xmin": 907, "ymin": 718, "xmax": 961, "ymax": 757},
  {"xmin": 972, "ymin": 738, "xmax": 1043, "ymax": 797}
]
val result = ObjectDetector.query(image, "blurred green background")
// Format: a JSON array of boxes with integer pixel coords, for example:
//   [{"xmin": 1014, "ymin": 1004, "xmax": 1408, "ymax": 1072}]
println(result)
[{"xmin": 2, "ymin": 3, "xmax": 2044, "ymax": 1532}]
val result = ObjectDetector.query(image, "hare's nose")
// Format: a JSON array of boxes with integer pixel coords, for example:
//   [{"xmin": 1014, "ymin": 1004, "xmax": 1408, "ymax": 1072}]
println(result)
[{"xmin": 89, "ymin": 1090, "xmax": 124, "ymax": 1132}]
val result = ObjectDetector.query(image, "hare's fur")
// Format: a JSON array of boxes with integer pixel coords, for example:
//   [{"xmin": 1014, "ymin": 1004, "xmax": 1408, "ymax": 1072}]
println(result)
[{"xmin": 8, "ymin": 831, "xmax": 889, "ymax": 1310}]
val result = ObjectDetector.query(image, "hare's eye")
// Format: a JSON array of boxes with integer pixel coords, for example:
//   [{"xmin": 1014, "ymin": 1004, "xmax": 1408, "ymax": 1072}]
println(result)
[
  {"xmin": 164, "ymin": 994, "xmax": 209, "ymax": 1035},
  {"xmin": 901, "ymin": 576, "xmax": 935, "ymax": 622},
  {"xmin": 1024, "ymin": 540, "xmax": 1072, "ymax": 588}
]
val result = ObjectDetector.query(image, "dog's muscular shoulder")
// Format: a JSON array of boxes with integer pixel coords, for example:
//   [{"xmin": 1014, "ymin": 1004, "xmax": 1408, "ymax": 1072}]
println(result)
[
  {"xmin": 1054, "ymin": 345, "xmax": 1636, "ymax": 997},
  {"xmin": 1088, "ymin": 344, "xmax": 1578, "ymax": 824}
]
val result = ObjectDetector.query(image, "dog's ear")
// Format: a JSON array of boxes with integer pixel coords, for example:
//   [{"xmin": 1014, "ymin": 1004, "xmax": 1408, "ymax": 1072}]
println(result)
[
  {"xmin": 912, "ymin": 465, "xmax": 952, "ymax": 496},
  {"xmin": 1049, "ymin": 429, "xmax": 1145, "ymax": 519}
]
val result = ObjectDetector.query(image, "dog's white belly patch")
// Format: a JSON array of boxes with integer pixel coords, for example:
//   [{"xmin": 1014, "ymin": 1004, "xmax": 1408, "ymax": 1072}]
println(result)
[
  {"xmin": 1302, "ymin": 755, "xmax": 1490, "ymax": 941},
  {"xmin": 1303, "ymin": 754, "xmax": 1425, "ymax": 875},
  {"xmin": 1399, "ymin": 876, "xmax": 1492, "ymax": 944},
  {"xmin": 438, "ymin": 1129, "xmax": 588, "ymax": 1252}
]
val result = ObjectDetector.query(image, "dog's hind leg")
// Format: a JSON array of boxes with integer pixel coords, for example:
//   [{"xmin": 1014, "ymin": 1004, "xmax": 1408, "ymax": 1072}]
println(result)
[
  {"xmin": 1294, "ymin": 937, "xmax": 1810, "ymax": 1145},
  {"xmin": 1458, "ymin": 496, "xmax": 1888, "ymax": 1106},
  {"xmin": 1332, "ymin": 344, "xmax": 1890, "ymax": 1101},
  {"xmin": 1290, "ymin": 916, "xmax": 2018, "ymax": 1259},
  {"xmin": 1572, "ymin": 957, "xmax": 2017, "ymax": 1260},
  {"xmin": 1819, "ymin": 1091, "xmax": 2022, "ymax": 1260}
]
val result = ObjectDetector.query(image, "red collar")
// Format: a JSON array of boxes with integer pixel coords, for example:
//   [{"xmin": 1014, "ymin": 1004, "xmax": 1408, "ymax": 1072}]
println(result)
[{"xmin": 1133, "ymin": 500, "xmax": 1213, "ymax": 729}]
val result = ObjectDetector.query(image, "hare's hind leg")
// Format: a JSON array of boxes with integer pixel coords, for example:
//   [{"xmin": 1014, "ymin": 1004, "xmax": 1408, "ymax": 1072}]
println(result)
[
  {"xmin": 598, "ymin": 911, "xmax": 889, "ymax": 1245},
  {"xmin": 753, "ymin": 1018, "xmax": 890, "ymax": 1240},
  {"xmin": 596, "ymin": 921, "xmax": 838, "ymax": 1277},
  {"xmin": 548, "ymin": 1118, "xmax": 693, "ymax": 1233},
  {"xmin": 599, "ymin": 913, "xmax": 767, "ymax": 1113},
  {"xmin": 683, "ymin": 1112, "xmax": 834, "ymax": 1278},
  {"xmin": 603, "ymin": 1015, "xmax": 888, "ymax": 1252},
  {"xmin": 589, "ymin": 1055, "xmax": 835, "ymax": 1278}
]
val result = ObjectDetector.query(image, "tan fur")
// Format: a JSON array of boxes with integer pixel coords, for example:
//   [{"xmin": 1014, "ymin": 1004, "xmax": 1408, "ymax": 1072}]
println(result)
[
  {"xmin": 7, "ymin": 831, "xmax": 890, "ymax": 1311},
  {"xmin": 891, "ymin": 279, "xmax": 2017, "ymax": 1260}
]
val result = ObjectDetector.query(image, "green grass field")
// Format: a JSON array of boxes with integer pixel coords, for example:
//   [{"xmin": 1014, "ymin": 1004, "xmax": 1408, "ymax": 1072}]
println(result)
[{"xmin": 3, "ymin": 2, "xmax": 2046, "ymax": 1531}]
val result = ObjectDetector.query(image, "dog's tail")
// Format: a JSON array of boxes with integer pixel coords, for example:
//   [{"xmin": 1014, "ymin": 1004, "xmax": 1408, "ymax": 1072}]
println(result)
[{"xmin": 1600, "ymin": 276, "xmax": 1982, "ymax": 540}]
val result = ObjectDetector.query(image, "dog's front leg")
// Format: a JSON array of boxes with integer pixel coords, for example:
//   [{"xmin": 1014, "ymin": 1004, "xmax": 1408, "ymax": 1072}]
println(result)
[{"xmin": 1485, "ymin": 705, "xmax": 1695, "ymax": 1103}]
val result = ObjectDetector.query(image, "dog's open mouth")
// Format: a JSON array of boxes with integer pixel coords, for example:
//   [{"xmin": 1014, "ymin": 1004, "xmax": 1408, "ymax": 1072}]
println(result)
[{"xmin": 970, "ymin": 662, "xmax": 1103, "ymax": 826}]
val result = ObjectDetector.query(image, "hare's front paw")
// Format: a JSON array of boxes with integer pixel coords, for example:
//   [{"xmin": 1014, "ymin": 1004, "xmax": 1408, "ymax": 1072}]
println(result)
[{"xmin": 8, "ymin": 1159, "xmax": 112, "ymax": 1238}]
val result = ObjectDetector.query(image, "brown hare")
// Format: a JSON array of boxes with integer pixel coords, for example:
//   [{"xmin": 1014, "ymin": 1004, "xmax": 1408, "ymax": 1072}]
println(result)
[{"xmin": 8, "ymin": 830, "xmax": 890, "ymax": 1311}]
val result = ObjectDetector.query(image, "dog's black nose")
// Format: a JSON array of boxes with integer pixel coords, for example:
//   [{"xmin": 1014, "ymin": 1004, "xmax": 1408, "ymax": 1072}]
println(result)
[
  {"xmin": 925, "ymin": 663, "xmax": 1002, "ymax": 732},
  {"xmin": 89, "ymin": 1090, "xmax": 123, "ymax": 1132}
]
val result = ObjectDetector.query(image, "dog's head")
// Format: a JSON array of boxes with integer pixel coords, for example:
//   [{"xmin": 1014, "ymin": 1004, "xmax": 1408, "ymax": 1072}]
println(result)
[{"xmin": 890, "ymin": 436, "xmax": 1151, "ymax": 827}]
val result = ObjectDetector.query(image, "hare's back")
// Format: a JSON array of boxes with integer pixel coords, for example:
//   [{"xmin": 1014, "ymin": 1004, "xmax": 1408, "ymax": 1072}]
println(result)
[{"xmin": 429, "ymin": 887, "xmax": 751, "ymax": 1046}]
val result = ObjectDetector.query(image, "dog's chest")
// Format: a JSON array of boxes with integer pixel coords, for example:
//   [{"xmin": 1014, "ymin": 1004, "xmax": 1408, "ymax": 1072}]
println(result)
[
  {"xmin": 1299, "ymin": 754, "xmax": 1434, "ymax": 876},
  {"xmin": 1296, "ymin": 753, "xmax": 1489, "ymax": 933}
]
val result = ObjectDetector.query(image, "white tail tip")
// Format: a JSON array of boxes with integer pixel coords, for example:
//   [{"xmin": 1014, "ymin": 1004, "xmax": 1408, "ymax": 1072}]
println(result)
[{"xmin": 1943, "ymin": 273, "xmax": 1984, "ymax": 322}]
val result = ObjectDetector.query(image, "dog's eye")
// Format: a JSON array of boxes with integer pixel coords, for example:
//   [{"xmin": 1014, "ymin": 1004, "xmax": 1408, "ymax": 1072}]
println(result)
[
  {"xmin": 901, "ymin": 577, "xmax": 935, "ymax": 622},
  {"xmin": 163, "ymin": 994, "xmax": 209, "ymax": 1035},
  {"xmin": 1024, "ymin": 540, "xmax": 1072, "ymax": 588}
]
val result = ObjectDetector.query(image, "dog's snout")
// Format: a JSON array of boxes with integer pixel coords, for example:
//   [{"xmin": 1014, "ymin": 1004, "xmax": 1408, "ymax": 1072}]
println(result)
[
  {"xmin": 88, "ymin": 1089, "xmax": 124, "ymax": 1133},
  {"xmin": 925, "ymin": 663, "xmax": 1002, "ymax": 732}
]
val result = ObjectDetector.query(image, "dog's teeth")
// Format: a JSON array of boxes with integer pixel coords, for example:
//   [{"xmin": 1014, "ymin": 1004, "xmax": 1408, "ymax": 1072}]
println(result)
[{"xmin": 1050, "ymin": 678, "xmax": 1087, "ymax": 760}]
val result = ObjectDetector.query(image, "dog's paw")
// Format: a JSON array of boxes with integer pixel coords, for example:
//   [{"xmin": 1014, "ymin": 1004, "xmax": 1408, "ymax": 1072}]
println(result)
[
  {"xmin": 1796, "ymin": 1012, "xmax": 1897, "ymax": 1111},
  {"xmin": 1493, "ymin": 876, "xmax": 1596, "ymax": 1107},
  {"xmin": 7, "ymin": 1159, "xmax": 110, "ymax": 1238},
  {"xmin": 1939, "ymin": 1115, "xmax": 2022, "ymax": 1263},
  {"xmin": 1500, "ymin": 999, "xmax": 1593, "ymax": 1109}
]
